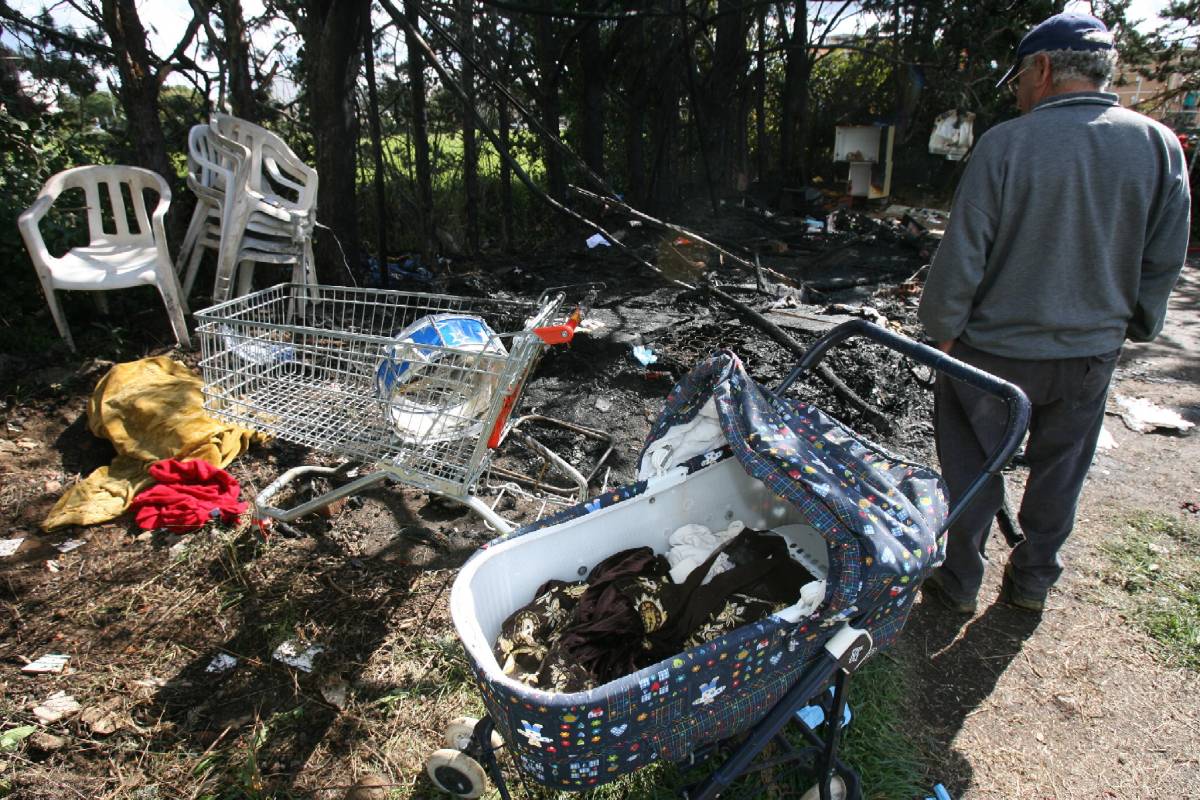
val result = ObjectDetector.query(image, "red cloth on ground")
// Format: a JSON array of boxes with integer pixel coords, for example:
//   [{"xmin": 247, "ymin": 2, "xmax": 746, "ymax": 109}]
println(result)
[{"xmin": 129, "ymin": 459, "xmax": 247, "ymax": 532}]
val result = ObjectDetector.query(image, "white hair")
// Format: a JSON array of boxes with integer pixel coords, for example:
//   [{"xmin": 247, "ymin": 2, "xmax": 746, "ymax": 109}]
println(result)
[{"xmin": 1022, "ymin": 49, "xmax": 1117, "ymax": 90}]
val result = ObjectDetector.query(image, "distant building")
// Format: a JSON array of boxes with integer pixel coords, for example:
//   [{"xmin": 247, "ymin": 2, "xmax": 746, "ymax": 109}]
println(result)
[{"xmin": 1112, "ymin": 60, "xmax": 1198, "ymax": 130}]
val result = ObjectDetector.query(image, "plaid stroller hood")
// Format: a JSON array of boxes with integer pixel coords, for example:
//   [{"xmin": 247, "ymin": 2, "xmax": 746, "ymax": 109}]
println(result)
[{"xmin": 642, "ymin": 350, "xmax": 949, "ymax": 633}]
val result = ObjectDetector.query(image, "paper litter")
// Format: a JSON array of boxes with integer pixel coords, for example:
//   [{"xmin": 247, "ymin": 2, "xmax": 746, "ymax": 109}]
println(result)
[
  {"xmin": 631, "ymin": 345, "xmax": 658, "ymax": 366},
  {"xmin": 272, "ymin": 640, "xmax": 325, "ymax": 672},
  {"xmin": 1113, "ymin": 395, "xmax": 1195, "ymax": 434},
  {"xmin": 205, "ymin": 653, "xmax": 238, "ymax": 673},
  {"xmin": 32, "ymin": 692, "xmax": 81, "ymax": 723},
  {"xmin": 22, "ymin": 653, "xmax": 70, "ymax": 674}
]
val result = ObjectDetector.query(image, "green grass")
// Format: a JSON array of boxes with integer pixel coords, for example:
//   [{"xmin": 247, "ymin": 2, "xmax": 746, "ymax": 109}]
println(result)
[
  {"xmin": 372, "ymin": 130, "xmax": 546, "ymax": 190},
  {"xmin": 1101, "ymin": 512, "xmax": 1200, "ymax": 671},
  {"xmin": 841, "ymin": 657, "xmax": 927, "ymax": 799}
]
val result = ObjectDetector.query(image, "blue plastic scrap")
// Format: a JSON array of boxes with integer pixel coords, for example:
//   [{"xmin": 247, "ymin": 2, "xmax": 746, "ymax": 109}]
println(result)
[
  {"xmin": 631, "ymin": 345, "xmax": 658, "ymax": 366},
  {"xmin": 364, "ymin": 255, "xmax": 434, "ymax": 286},
  {"xmin": 924, "ymin": 783, "xmax": 952, "ymax": 800},
  {"xmin": 793, "ymin": 686, "xmax": 853, "ymax": 730}
]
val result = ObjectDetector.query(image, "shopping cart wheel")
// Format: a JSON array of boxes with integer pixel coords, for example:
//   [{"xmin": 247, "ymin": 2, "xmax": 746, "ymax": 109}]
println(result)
[
  {"xmin": 444, "ymin": 716, "xmax": 504, "ymax": 751},
  {"xmin": 799, "ymin": 775, "xmax": 847, "ymax": 800},
  {"xmin": 426, "ymin": 748, "xmax": 487, "ymax": 798}
]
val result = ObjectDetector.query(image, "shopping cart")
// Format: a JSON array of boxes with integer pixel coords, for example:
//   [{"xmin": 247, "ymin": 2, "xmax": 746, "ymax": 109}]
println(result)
[
  {"xmin": 431, "ymin": 320, "xmax": 1030, "ymax": 799},
  {"xmin": 195, "ymin": 283, "xmax": 605, "ymax": 532}
]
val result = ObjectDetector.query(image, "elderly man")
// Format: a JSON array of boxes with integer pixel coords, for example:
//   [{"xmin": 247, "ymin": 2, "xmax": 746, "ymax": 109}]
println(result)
[{"xmin": 918, "ymin": 13, "xmax": 1191, "ymax": 614}]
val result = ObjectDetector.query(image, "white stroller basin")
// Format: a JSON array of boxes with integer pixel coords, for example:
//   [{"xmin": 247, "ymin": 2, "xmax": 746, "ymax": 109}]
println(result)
[{"xmin": 452, "ymin": 456, "xmax": 830, "ymax": 690}]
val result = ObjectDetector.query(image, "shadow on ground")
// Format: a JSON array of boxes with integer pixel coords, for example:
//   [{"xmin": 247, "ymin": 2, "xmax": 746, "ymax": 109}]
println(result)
[{"xmin": 902, "ymin": 596, "xmax": 1042, "ymax": 798}]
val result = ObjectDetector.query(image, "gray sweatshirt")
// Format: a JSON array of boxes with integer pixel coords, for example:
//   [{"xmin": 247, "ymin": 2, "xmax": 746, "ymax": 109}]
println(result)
[{"xmin": 919, "ymin": 92, "xmax": 1191, "ymax": 359}]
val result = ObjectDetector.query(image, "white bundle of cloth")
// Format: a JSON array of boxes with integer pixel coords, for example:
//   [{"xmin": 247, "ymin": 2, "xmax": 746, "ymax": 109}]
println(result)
[
  {"xmin": 666, "ymin": 520, "xmax": 746, "ymax": 584},
  {"xmin": 639, "ymin": 397, "xmax": 726, "ymax": 480}
]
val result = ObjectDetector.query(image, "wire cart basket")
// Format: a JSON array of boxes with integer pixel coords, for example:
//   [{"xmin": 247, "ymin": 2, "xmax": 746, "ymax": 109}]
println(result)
[{"xmin": 195, "ymin": 283, "xmax": 600, "ymax": 532}]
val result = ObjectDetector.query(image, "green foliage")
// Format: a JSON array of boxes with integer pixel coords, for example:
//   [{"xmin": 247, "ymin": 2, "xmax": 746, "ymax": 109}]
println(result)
[
  {"xmin": 55, "ymin": 91, "xmax": 122, "ymax": 129},
  {"xmin": 0, "ymin": 726, "xmax": 36, "ymax": 753},
  {"xmin": 0, "ymin": 94, "xmax": 117, "ymax": 355},
  {"xmin": 357, "ymin": 127, "xmax": 553, "ymax": 256},
  {"xmin": 1101, "ymin": 513, "xmax": 1200, "ymax": 671}
]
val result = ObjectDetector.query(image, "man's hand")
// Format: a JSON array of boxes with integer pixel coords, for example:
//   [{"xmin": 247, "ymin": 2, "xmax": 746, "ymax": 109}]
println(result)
[{"xmin": 937, "ymin": 339, "xmax": 955, "ymax": 354}]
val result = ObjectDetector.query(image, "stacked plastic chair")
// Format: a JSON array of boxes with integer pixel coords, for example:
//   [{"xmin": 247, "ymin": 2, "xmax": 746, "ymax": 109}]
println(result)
[{"xmin": 177, "ymin": 114, "xmax": 318, "ymax": 303}]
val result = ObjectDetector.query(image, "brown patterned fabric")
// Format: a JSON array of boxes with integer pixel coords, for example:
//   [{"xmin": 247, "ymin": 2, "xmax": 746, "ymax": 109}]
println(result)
[{"xmin": 494, "ymin": 529, "xmax": 813, "ymax": 692}]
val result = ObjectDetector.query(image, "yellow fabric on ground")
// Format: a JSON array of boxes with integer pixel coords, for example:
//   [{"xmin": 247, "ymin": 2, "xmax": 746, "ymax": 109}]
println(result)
[{"xmin": 42, "ymin": 356, "xmax": 260, "ymax": 531}]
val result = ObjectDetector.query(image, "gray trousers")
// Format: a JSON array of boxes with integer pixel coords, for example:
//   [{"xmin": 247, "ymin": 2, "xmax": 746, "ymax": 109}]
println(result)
[{"xmin": 934, "ymin": 341, "xmax": 1120, "ymax": 601}]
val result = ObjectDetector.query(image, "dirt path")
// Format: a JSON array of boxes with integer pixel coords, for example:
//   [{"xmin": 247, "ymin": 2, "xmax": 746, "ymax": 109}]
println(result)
[{"xmin": 903, "ymin": 259, "xmax": 1200, "ymax": 799}]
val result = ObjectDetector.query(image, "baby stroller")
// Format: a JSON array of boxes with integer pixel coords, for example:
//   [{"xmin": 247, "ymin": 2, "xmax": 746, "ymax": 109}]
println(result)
[{"xmin": 433, "ymin": 320, "xmax": 1030, "ymax": 799}]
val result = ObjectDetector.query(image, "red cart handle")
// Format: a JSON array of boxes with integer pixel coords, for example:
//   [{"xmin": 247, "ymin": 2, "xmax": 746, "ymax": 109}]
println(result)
[{"xmin": 533, "ymin": 306, "xmax": 583, "ymax": 346}]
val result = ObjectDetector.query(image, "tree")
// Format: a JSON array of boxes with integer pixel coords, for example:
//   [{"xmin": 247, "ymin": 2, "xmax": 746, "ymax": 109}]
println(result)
[
  {"xmin": 458, "ymin": 0, "xmax": 481, "ymax": 252},
  {"xmin": 401, "ymin": 0, "xmax": 436, "ymax": 262},
  {"xmin": 0, "ymin": 0, "xmax": 202, "ymax": 183},
  {"xmin": 276, "ymin": 0, "xmax": 372, "ymax": 281},
  {"xmin": 1099, "ymin": 0, "xmax": 1200, "ymax": 119}
]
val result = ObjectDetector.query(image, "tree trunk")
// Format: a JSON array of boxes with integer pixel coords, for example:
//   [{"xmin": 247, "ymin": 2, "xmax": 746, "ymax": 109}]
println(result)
[
  {"xmin": 795, "ymin": 46, "xmax": 812, "ymax": 185},
  {"xmin": 404, "ymin": 0, "xmax": 436, "ymax": 264},
  {"xmin": 99, "ymin": 0, "xmax": 172, "ymax": 184},
  {"xmin": 626, "ymin": 99, "xmax": 646, "ymax": 207},
  {"xmin": 754, "ymin": 4, "xmax": 767, "ymax": 180},
  {"xmin": 497, "ymin": 21, "xmax": 516, "ymax": 251},
  {"xmin": 363, "ymin": 22, "xmax": 388, "ymax": 285},
  {"xmin": 708, "ymin": 0, "xmax": 748, "ymax": 189},
  {"xmin": 532, "ymin": 3, "xmax": 566, "ymax": 201},
  {"xmin": 219, "ymin": 0, "xmax": 255, "ymax": 120},
  {"xmin": 304, "ymin": 0, "xmax": 371, "ymax": 283},
  {"xmin": 678, "ymin": 0, "xmax": 718, "ymax": 213},
  {"xmin": 778, "ymin": 1, "xmax": 808, "ymax": 184},
  {"xmin": 459, "ymin": 0, "xmax": 479, "ymax": 253},
  {"xmin": 649, "ymin": 74, "xmax": 681, "ymax": 213},
  {"xmin": 498, "ymin": 92, "xmax": 514, "ymax": 250},
  {"xmin": 622, "ymin": 16, "xmax": 647, "ymax": 206},
  {"xmin": 579, "ymin": 19, "xmax": 605, "ymax": 178}
]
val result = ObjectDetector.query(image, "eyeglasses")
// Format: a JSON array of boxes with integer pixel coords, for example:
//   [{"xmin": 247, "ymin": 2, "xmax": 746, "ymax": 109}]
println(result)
[{"xmin": 1005, "ymin": 66, "xmax": 1030, "ymax": 95}]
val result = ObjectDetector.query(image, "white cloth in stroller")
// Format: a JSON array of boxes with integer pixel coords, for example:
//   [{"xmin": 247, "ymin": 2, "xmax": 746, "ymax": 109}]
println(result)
[
  {"xmin": 638, "ymin": 397, "xmax": 724, "ymax": 480},
  {"xmin": 666, "ymin": 520, "xmax": 744, "ymax": 584}
]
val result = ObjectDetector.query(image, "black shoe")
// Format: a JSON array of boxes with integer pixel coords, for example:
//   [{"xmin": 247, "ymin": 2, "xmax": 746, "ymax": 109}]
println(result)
[
  {"xmin": 921, "ymin": 568, "xmax": 977, "ymax": 615},
  {"xmin": 999, "ymin": 565, "xmax": 1046, "ymax": 612}
]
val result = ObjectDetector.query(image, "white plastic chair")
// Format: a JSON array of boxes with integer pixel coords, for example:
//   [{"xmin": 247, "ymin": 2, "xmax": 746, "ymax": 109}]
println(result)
[
  {"xmin": 183, "ymin": 214, "xmax": 317, "ymax": 300},
  {"xmin": 178, "ymin": 123, "xmax": 243, "ymax": 295},
  {"xmin": 18, "ymin": 165, "xmax": 191, "ymax": 351},
  {"xmin": 180, "ymin": 118, "xmax": 318, "ymax": 302},
  {"xmin": 178, "ymin": 124, "xmax": 316, "ymax": 301},
  {"xmin": 211, "ymin": 113, "xmax": 318, "ymax": 222}
]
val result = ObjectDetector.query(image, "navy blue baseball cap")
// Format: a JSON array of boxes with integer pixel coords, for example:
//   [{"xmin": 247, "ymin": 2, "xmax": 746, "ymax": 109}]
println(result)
[{"xmin": 997, "ymin": 13, "xmax": 1115, "ymax": 87}]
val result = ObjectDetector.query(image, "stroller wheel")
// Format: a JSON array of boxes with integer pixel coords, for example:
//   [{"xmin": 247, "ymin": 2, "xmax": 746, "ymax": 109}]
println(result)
[
  {"xmin": 800, "ymin": 774, "xmax": 847, "ymax": 800},
  {"xmin": 426, "ymin": 748, "xmax": 487, "ymax": 798},
  {"xmin": 444, "ymin": 716, "xmax": 504, "ymax": 751}
]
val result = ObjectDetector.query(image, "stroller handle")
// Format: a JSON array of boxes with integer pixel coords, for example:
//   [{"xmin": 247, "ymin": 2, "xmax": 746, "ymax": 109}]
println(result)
[{"xmin": 776, "ymin": 318, "xmax": 1031, "ymax": 534}]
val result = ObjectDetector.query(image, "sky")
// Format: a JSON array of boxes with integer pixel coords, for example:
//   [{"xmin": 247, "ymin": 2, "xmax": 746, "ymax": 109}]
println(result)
[{"xmin": 2, "ymin": 0, "xmax": 1188, "ymax": 98}]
